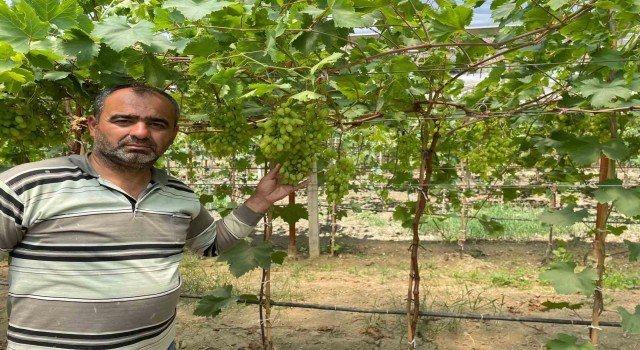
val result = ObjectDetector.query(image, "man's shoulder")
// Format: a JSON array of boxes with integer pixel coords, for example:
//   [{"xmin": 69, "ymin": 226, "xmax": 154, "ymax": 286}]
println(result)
[
  {"xmin": 0, "ymin": 156, "xmax": 79, "ymax": 183},
  {"xmin": 163, "ymin": 174, "xmax": 196, "ymax": 195}
]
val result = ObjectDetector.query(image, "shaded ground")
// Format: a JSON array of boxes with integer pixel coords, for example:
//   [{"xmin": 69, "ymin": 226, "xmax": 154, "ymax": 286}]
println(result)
[
  {"xmin": 173, "ymin": 235, "xmax": 640, "ymax": 350},
  {"xmin": 0, "ymin": 237, "xmax": 638, "ymax": 349}
]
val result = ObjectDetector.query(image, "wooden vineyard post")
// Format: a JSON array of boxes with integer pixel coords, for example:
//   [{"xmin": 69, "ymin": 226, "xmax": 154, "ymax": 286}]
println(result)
[
  {"xmin": 288, "ymin": 193, "xmax": 297, "ymax": 259},
  {"xmin": 459, "ymin": 163, "xmax": 470, "ymax": 258},
  {"xmin": 543, "ymin": 183, "xmax": 558, "ymax": 263},
  {"xmin": 330, "ymin": 201, "xmax": 338, "ymax": 256},
  {"xmin": 308, "ymin": 161, "xmax": 320, "ymax": 258}
]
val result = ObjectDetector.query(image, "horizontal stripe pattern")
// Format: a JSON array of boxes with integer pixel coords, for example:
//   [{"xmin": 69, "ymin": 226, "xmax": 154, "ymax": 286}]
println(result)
[{"xmin": 1, "ymin": 155, "xmax": 260, "ymax": 349}]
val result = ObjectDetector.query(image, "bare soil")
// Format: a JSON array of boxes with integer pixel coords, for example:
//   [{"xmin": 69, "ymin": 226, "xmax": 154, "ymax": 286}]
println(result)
[{"xmin": 1, "ymin": 235, "xmax": 639, "ymax": 350}]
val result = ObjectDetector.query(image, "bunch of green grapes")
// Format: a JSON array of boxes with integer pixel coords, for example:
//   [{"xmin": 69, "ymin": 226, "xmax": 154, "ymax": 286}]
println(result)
[
  {"xmin": 259, "ymin": 103, "xmax": 331, "ymax": 184},
  {"xmin": 203, "ymin": 103, "xmax": 254, "ymax": 157},
  {"xmin": 324, "ymin": 157, "xmax": 356, "ymax": 204},
  {"xmin": 463, "ymin": 120, "xmax": 514, "ymax": 179},
  {"xmin": 0, "ymin": 103, "xmax": 66, "ymax": 147}
]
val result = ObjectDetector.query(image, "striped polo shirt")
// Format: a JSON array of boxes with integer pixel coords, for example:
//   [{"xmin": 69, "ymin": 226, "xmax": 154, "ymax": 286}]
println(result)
[{"xmin": 0, "ymin": 155, "xmax": 262, "ymax": 349}]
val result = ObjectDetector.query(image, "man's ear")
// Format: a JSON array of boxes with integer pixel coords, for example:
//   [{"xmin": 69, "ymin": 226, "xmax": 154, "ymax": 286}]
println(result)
[{"xmin": 88, "ymin": 115, "xmax": 97, "ymax": 136}]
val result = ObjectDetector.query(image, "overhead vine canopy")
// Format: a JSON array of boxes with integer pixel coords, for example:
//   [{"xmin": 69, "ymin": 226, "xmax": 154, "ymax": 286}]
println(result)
[{"xmin": 1, "ymin": 0, "xmax": 639, "ymax": 163}]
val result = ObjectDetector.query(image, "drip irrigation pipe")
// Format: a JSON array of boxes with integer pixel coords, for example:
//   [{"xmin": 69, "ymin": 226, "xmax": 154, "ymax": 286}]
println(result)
[
  {"xmin": 0, "ymin": 281, "xmax": 624, "ymax": 328},
  {"xmin": 180, "ymin": 294, "xmax": 621, "ymax": 328}
]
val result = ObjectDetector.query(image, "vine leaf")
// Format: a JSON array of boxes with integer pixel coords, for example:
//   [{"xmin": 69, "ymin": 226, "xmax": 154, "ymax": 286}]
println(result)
[
  {"xmin": 272, "ymin": 203, "xmax": 308, "ymax": 225},
  {"xmin": 538, "ymin": 205, "xmax": 588, "ymax": 226},
  {"xmin": 618, "ymin": 305, "xmax": 640, "ymax": 334},
  {"xmin": 541, "ymin": 301, "xmax": 584, "ymax": 311},
  {"xmin": 163, "ymin": 0, "xmax": 232, "ymax": 21},
  {"xmin": 0, "ymin": 1, "xmax": 49, "ymax": 53},
  {"xmin": 477, "ymin": 215, "xmax": 504, "ymax": 236},
  {"xmin": 216, "ymin": 241, "xmax": 286, "ymax": 277},
  {"xmin": 290, "ymin": 90, "xmax": 325, "ymax": 102},
  {"xmin": 539, "ymin": 262, "xmax": 597, "ymax": 296},
  {"xmin": 92, "ymin": 16, "xmax": 154, "ymax": 52},
  {"xmin": 601, "ymin": 139, "xmax": 630, "ymax": 160},
  {"xmin": 555, "ymin": 134, "xmax": 601, "ymax": 165},
  {"xmin": 194, "ymin": 285, "xmax": 237, "ymax": 317},
  {"xmin": 330, "ymin": 0, "xmax": 368, "ymax": 28},
  {"xmin": 624, "ymin": 239, "xmax": 640, "ymax": 262},
  {"xmin": 60, "ymin": 29, "xmax": 100, "ymax": 67},
  {"xmin": 593, "ymin": 179, "xmax": 640, "ymax": 217},
  {"xmin": 311, "ymin": 52, "xmax": 343, "ymax": 74},
  {"xmin": 575, "ymin": 78, "xmax": 632, "ymax": 107},
  {"xmin": 24, "ymin": 0, "xmax": 78, "ymax": 29},
  {"xmin": 545, "ymin": 333, "xmax": 596, "ymax": 350}
]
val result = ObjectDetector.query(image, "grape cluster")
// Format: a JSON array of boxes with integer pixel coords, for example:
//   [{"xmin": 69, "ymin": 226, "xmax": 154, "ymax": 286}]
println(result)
[
  {"xmin": 203, "ymin": 103, "xmax": 254, "ymax": 157},
  {"xmin": 324, "ymin": 157, "xmax": 356, "ymax": 204},
  {"xmin": 259, "ymin": 103, "xmax": 330, "ymax": 184},
  {"xmin": 0, "ymin": 103, "xmax": 65, "ymax": 149},
  {"xmin": 464, "ymin": 120, "xmax": 514, "ymax": 179}
]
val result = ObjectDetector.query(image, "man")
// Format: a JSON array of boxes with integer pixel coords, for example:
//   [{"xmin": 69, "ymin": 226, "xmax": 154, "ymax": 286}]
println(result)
[{"xmin": 0, "ymin": 84, "xmax": 304, "ymax": 349}]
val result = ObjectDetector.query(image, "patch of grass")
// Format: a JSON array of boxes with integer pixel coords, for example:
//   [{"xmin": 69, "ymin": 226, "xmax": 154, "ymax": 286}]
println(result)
[
  {"xmin": 489, "ymin": 271, "xmax": 531, "ymax": 289},
  {"xmin": 604, "ymin": 271, "xmax": 640, "ymax": 290},
  {"xmin": 180, "ymin": 251, "xmax": 228, "ymax": 294},
  {"xmin": 355, "ymin": 211, "xmax": 389, "ymax": 227},
  {"xmin": 417, "ymin": 203, "xmax": 585, "ymax": 240},
  {"xmin": 451, "ymin": 270, "xmax": 483, "ymax": 284}
]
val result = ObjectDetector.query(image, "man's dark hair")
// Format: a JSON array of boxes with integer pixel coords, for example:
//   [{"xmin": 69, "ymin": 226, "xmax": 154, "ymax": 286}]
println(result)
[{"xmin": 93, "ymin": 83, "xmax": 181, "ymax": 124}]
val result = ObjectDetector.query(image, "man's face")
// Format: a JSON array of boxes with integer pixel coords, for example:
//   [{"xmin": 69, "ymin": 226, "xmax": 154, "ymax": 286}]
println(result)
[{"xmin": 89, "ymin": 88, "xmax": 179, "ymax": 169}]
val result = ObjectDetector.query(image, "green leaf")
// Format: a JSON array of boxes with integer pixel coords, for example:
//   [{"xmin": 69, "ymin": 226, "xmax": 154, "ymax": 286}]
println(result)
[
  {"xmin": 243, "ymin": 82, "xmax": 290, "ymax": 97},
  {"xmin": 310, "ymin": 52, "xmax": 343, "ymax": 74},
  {"xmin": 477, "ymin": 215, "xmax": 504, "ymax": 236},
  {"xmin": 24, "ymin": 0, "xmax": 78, "ymax": 29},
  {"xmin": 556, "ymin": 135, "xmax": 601, "ymax": 165},
  {"xmin": 92, "ymin": 16, "xmax": 155, "ymax": 52},
  {"xmin": 142, "ymin": 55, "xmax": 178, "ymax": 87},
  {"xmin": 593, "ymin": 179, "xmax": 640, "ymax": 217},
  {"xmin": 163, "ymin": 0, "xmax": 233, "ymax": 21},
  {"xmin": 539, "ymin": 205, "xmax": 588, "ymax": 226},
  {"xmin": 0, "ymin": 1, "xmax": 49, "ymax": 53},
  {"xmin": 601, "ymin": 139, "xmax": 629, "ymax": 160},
  {"xmin": 272, "ymin": 203, "xmax": 308, "ymax": 225},
  {"xmin": 541, "ymin": 301, "xmax": 584, "ymax": 311},
  {"xmin": 540, "ymin": 262, "xmax": 597, "ymax": 296},
  {"xmin": 271, "ymin": 251, "xmax": 287, "ymax": 264},
  {"xmin": 59, "ymin": 29, "xmax": 100, "ymax": 67},
  {"xmin": 392, "ymin": 202, "xmax": 416, "ymax": 229},
  {"xmin": 183, "ymin": 36, "xmax": 221, "ymax": 56},
  {"xmin": 289, "ymin": 90, "xmax": 325, "ymax": 102},
  {"xmin": 624, "ymin": 239, "xmax": 640, "ymax": 262},
  {"xmin": 575, "ymin": 78, "xmax": 632, "ymax": 107},
  {"xmin": 545, "ymin": 333, "xmax": 596, "ymax": 350},
  {"xmin": 194, "ymin": 285, "xmax": 237, "ymax": 317},
  {"xmin": 330, "ymin": 0, "xmax": 368, "ymax": 28},
  {"xmin": 618, "ymin": 305, "xmax": 640, "ymax": 334},
  {"xmin": 216, "ymin": 240, "xmax": 279, "ymax": 277},
  {"xmin": 42, "ymin": 71, "xmax": 69, "ymax": 80}
]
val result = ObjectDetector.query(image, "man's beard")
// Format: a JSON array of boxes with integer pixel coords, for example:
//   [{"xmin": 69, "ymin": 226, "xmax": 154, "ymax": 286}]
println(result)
[{"xmin": 93, "ymin": 130, "xmax": 160, "ymax": 170}]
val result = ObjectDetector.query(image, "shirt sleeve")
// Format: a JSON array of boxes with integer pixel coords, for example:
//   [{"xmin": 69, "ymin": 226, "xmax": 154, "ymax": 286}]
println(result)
[
  {"xmin": 0, "ymin": 181, "xmax": 26, "ymax": 251},
  {"xmin": 185, "ymin": 203, "xmax": 264, "ymax": 256}
]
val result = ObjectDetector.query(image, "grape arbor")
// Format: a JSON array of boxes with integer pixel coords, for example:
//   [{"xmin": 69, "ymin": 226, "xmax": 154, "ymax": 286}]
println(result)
[{"xmin": 1, "ymin": 0, "xmax": 640, "ymax": 349}]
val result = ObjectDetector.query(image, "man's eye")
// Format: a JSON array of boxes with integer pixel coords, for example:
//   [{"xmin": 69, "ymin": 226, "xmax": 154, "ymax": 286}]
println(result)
[
  {"xmin": 150, "ymin": 122, "xmax": 168, "ymax": 128},
  {"xmin": 113, "ymin": 119, "xmax": 133, "ymax": 125}
]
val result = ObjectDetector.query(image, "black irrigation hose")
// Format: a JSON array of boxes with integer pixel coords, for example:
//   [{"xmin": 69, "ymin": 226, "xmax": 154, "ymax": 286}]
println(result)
[{"xmin": 180, "ymin": 294, "xmax": 622, "ymax": 328}]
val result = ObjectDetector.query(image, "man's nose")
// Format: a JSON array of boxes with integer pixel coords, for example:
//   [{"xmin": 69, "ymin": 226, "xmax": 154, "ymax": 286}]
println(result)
[{"xmin": 130, "ymin": 122, "xmax": 150, "ymax": 139}]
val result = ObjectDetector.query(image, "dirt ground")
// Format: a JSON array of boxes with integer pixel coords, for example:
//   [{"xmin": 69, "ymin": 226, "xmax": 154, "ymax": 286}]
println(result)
[{"xmin": 0, "ymin": 233, "xmax": 639, "ymax": 349}]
